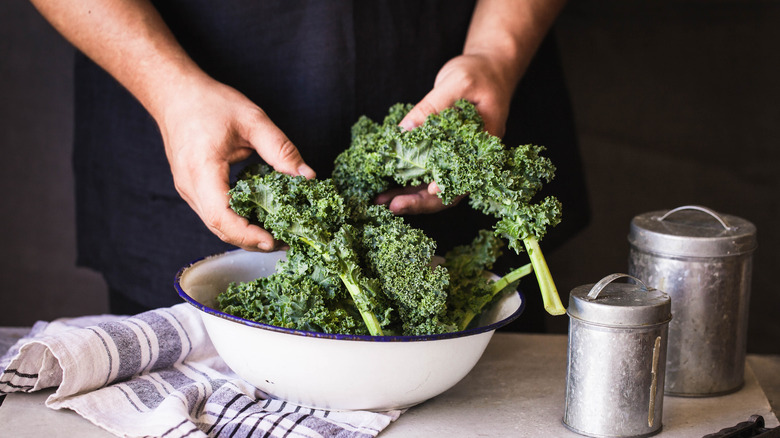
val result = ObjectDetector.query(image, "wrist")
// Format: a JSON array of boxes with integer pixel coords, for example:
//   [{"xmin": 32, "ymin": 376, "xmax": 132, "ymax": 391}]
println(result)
[
  {"xmin": 462, "ymin": 45, "xmax": 524, "ymax": 99},
  {"xmin": 139, "ymin": 60, "xmax": 215, "ymax": 125},
  {"xmin": 463, "ymin": 0, "xmax": 567, "ymax": 96}
]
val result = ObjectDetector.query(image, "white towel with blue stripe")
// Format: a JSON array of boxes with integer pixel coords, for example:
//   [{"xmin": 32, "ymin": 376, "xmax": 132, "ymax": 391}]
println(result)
[{"xmin": 0, "ymin": 304, "xmax": 401, "ymax": 437}]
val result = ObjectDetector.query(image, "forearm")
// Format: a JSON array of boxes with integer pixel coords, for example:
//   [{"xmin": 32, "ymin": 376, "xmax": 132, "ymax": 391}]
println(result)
[
  {"xmin": 464, "ymin": 0, "xmax": 567, "ymax": 95},
  {"xmin": 28, "ymin": 0, "xmax": 207, "ymax": 122}
]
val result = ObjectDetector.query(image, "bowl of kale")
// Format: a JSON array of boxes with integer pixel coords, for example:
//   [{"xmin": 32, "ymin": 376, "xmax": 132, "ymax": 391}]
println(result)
[
  {"xmin": 175, "ymin": 100, "xmax": 564, "ymax": 411},
  {"xmin": 176, "ymin": 248, "xmax": 523, "ymax": 411}
]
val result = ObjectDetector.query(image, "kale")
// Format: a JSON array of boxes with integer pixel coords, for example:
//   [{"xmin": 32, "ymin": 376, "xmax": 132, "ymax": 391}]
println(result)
[
  {"xmin": 217, "ymin": 99, "xmax": 563, "ymax": 336},
  {"xmin": 221, "ymin": 164, "xmax": 457, "ymax": 336},
  {"xmin": 333, "ymin": 99, "xmax": 565, "ymax": 315},
  {"xmin": 224, "ymin": 165, "xmax": 389, "ymax": 335}
]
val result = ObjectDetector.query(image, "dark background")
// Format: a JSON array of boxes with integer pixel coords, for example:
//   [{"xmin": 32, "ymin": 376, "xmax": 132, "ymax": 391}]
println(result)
[{"xmin": 2, "ymin": 0, "xmax": 778, "ymax": 353}]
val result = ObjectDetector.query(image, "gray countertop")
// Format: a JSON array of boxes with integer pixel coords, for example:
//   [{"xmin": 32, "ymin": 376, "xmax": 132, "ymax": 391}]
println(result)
[{"xmin": 1, "ymin": 329, "xmax": 778, "ymax": 437}]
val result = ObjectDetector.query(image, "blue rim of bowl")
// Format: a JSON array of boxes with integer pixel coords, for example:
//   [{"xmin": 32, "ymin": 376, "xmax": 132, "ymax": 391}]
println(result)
[{"xmin": 174, "ymin": 251, "xmax": 526, "ymax": 342}]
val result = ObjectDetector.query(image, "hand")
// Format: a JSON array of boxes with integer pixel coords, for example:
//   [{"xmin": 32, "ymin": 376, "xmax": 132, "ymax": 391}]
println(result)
[
  {"xmin": 26, "ymin": 0, "xmax": 316, "ymax": 252},
  {"xmin": 399, "ymin": 53, "xmax": 515, "ymax": 138},
  {"xmin": 397, "ymin": 0, "xmax": 565, "ymax": 137},
  {"xmin": 375, "ymin": 182, "xmax": 465, "ymax": 215},
  {"xmin": 158, "ymin": 77, "xmax": 315, "ymax": 251},
  {"xmin": 382, "ymin": 53, "xmax": 515, "ymax": 214}
]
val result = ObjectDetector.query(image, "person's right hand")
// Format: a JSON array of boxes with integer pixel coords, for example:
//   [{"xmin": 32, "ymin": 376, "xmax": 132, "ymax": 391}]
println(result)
[
  {"xmin": 157, "ymin": 76, "xmax": 315, "ymax": 251},
  {"xmin": 27, "ymin": 0, "xmax": 315, "ymax": 252}
]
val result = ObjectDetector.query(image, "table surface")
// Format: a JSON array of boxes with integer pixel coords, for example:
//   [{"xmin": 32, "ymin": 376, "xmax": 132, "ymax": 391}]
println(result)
[{"xmin": 1, "ymin": 330, "xmax": 778, "ymax": 438}]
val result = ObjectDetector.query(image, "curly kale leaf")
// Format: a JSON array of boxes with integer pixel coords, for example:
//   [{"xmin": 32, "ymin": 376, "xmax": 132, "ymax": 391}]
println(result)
[
  {"xmin": 217, "ymin": 249, "xmax": 368, "ymax": 334},
  {"xmin": 220, "ymin": 97, "xmax": 566, "ymax": 334},
  {"xmin": 331, "ymin": 104, "xmax": 413, "ymax": 205},
  {"xmin": 223, "ymin": 164, "xmax": 463, "ymax": 336},
  {"xmin": 333, "ymin": 100, "xmax": 561, "ymax": 244},
  {"xmin": 466, "ymin": 143, "xmax": 562, "ymax": 249},
  {"xmin": 357, "ymin": 205, "xmax": 453, "ymax": 335},
  {"xmin": 226, "ymin": 165, "xmax": 387, "ymax": 335},
  {"xmin": 442, "ymin": 230, "xmax": 534, "ymax": 331},
  {"xmin": 334, "ymin": 99, "xmax": 565, "ymax": 315},
  {"xmin": 230, "ymin": 163, "xmax": 345, "ymax": 246},
  {"xmin": 333, "ymin": 100, "xmax": 501, "ymax": 206}
]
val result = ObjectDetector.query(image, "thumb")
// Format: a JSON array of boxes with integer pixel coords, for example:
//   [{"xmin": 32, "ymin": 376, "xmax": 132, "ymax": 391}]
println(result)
[
  {"xmin": 398, "ymin": 92, "xmax": 456, "ymax": 132},
  {"xmin": 245, "ymin": 115, "xmax": 316, "ymax": 179}
]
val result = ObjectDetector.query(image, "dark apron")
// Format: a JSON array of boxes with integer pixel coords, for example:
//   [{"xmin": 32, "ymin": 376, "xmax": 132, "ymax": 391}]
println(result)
[{"xmin": 73, "ymin": 0, "xmax": 589, "ymax": 330}]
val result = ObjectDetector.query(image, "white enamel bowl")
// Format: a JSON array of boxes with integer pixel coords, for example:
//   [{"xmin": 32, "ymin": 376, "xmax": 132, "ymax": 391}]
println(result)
[{"xmin": 175, "ymin": 249, "xmax": 524, "ymax": 411}]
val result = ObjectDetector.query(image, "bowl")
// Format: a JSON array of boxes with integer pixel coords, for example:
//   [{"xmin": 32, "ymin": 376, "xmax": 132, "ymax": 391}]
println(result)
[{"xmin": 175, "ymin": 249, "xmax": 524, "ymax": 411}]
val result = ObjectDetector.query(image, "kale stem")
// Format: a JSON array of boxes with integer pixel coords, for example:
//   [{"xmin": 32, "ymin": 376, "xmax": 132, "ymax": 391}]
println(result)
[
  {"xmin": 522, "ymin": 236, "xmax": 566, "ymax": 315},
  {"xmin": 304, "ymin": 238, "xmax": 385, "ymax": 336},
  {"xmin": 490, "ymin": 262, "xmax": 533, "ymax": 296},
  {"xmin": 456, "ymin": 262, "xmax": 533, "ymax": 331},
  {"xmin": 339, "ymin": 274, "xmax": 384, "ymax": 336}
]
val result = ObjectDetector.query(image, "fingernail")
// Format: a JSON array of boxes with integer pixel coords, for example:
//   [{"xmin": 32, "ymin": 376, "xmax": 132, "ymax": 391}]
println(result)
[
  {"xmin": 389, "ymin": 203, "xmax": 406, "ymax": 215},
  {"xmin": 398, "ymin": 119, "xmax": 416, "ymax": 131},
  {"xmin": 258, "ymin": 241, "xmax": 274, "ymax": 251},
  {"xmin": 298, "ymin": 164, "xmax": 316, "ymax": 179}
]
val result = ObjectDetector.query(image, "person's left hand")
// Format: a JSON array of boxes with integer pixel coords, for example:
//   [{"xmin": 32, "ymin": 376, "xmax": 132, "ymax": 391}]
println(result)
[
  {"xmin": 374, "ymin": 182, "xmax": 465, "ymax": 215},
  {"xmin": 378, "ymin": 53, "xmax": 516, "ymax": 215}
]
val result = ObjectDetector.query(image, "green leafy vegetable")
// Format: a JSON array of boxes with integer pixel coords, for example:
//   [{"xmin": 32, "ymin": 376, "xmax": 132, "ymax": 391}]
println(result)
[
  {"xmin": 442, "ymin": 230, "xmax": 530, "ymax": 331},
  {"xmin": 333, "ymin": 99, "xmax": 565, "ymax": 315},
  {"xmin": 218, "ymin": 249, "xmax": 367, "ymax": 334},
  {"xmin": 225, "ymin": 165, "xmax": 388, "ymax": 335},
  {"xmin": 356, "ymin": 204, "xmax": 453, "ymax": 335},
  {"xmin": 222, "ymin": 164, "xmax": 463, "ymax": 336},
  {"xmin": 218, "ymin": 99, "xmax": 563, "ymax": 336}
]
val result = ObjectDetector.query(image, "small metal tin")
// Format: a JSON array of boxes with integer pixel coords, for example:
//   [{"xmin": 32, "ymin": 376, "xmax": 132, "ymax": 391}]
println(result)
[
  {"xmin": 564, "ymin": 274, "xmax": 671, "ymax": 438},
  {"xmin": 628, "ymin": 205, "xmax": 757, "ymax": 397}
]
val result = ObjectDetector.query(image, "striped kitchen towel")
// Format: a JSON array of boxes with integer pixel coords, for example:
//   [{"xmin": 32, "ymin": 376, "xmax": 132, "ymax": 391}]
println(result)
[{"xmin": 0, "ymin": 304, "xmax": 401, "ymax": 437}]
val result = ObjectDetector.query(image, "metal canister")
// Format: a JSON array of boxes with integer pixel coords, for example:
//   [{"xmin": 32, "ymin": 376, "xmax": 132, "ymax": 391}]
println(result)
[
  {"xmin": 628, "ymin": 205, "xmax": 757, "ymax": 397},
  {"xmin": 564, "ymin": 274, "xmax": 671, "ymax": 438}
]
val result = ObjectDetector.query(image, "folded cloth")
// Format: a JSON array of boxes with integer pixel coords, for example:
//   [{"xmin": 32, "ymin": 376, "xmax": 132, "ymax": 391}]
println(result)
[{"xmin": 0, "ymin": 304, "xmax": 401, "ymax": 437}]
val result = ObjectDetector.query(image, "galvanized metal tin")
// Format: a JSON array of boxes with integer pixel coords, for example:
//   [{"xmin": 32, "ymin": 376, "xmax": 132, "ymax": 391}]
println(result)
[
  {"xmin": 564, "ymin": 274, "xmax": 671, "ymax": 438},
  {"xmin": 628, "ymin": 205, "xmax": 757, "ymax": 397}
]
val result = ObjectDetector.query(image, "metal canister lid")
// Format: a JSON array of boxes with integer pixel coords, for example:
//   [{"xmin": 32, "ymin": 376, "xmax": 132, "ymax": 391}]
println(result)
[
  {"xmin": 568, "ymin": 274, "xmax": 672, "ymax": 327},
  {"xmin": 629, "ymin": 205, "xmax": 757, "ymax": 258}
]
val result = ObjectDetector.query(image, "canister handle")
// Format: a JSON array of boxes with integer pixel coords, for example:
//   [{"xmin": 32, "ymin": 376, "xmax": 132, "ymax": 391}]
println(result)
[
  {"xmin": 657, "ymin": 205, "xmax": 732, "ymax": 230},
  {"xmin": 588, "ymin": 273, "xmax": 649, "ymax": 299}
]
